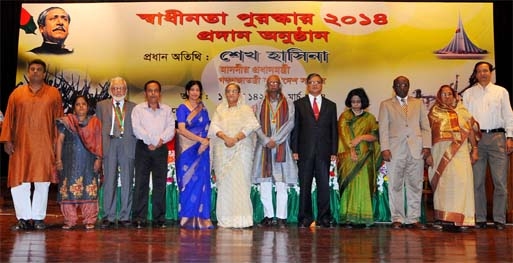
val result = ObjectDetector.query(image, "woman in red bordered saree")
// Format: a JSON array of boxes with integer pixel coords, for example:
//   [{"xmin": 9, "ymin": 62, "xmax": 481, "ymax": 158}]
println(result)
[{"xmin": 428, "ymin": 85, "xmax": 480, "ymax": 231}]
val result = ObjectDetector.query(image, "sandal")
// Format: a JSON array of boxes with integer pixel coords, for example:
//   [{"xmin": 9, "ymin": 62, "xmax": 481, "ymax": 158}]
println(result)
[
  {"xmin": 62, "ymin": 224, "xmax": 75, "ymax": 230},
  {"xmin": 85, "ymin": 224, "xmax": 95, "ymax": 230}
]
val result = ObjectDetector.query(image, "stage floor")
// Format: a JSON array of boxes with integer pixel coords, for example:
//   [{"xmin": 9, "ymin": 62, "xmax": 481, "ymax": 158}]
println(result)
[{"xmin": 1, "ymin": 196, "xmax": 512, "ymax": 263}]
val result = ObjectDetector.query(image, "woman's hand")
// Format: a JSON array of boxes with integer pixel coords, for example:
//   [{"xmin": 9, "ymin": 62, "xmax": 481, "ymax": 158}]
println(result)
[
  {"xmin": 94, "ymin": 159, "xmax": 102, "ymax": 173},
  {"xmin": 471, "ymin": 148, "xmax": 479, "ymax": 164}
]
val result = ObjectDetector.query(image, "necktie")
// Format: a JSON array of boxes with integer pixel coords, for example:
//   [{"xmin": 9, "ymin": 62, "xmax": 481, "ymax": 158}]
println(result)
[
  {"xmin": 401, "ymin": 98, "xmax": 408, "ymax": 117},
  {"xmin": 313, "ymin": 97, "xmax": 319, "ymax": 120},
  {"xmin": 113, "ymin": 102, "xmax": 123, "ymax": 137}
]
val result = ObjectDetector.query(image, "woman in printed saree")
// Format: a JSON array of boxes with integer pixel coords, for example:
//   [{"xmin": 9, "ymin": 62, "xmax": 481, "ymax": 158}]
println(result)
[
  {"xmin": 55, "ymin": 95, "xmax": 102, "ymax": 230},
  {"xmin": 337, "ymin": 88, "xmax": 381, "ymax": 228},
  {"xmin": 176, "ymin": 80, "xmax": 214, "ymax": 229},
  {"xmin": 428, "ymin": 85, "xmax": 479, "ymax": 232},
  {"xmin": 208, "ymin": 82, "xmax": 260, "ymax": 228}
]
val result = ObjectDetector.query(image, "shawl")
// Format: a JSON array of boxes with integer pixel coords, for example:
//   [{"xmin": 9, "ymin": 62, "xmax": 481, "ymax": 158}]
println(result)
[
  {"xmin": 259, "ymin": 93, "xmax": 288, "ymax": 177},
  {"xmin": 428, "ymin": 99, "xmax": 480, "ymax": 191},
  {"xmin": 58, "ymin": 114, "xmax": 103, "ymax": 158}
]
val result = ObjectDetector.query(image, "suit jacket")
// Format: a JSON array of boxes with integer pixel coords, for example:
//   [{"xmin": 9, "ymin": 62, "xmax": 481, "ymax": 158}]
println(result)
[
  {"xmin": 378, "ymin": 96, "xmax": 431, "ymax": 159},
  {"xmin": 291, "ymin": 95, "xmax": 338, "ymax": 160},
  {"xmin": 96, "ymin": 99, "xmax": 137, "ymax": 159}
]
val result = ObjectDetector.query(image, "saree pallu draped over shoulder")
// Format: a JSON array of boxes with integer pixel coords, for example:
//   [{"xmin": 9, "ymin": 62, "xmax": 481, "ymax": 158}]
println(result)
[
  {"xmin": 337, "ymin": 110, "xmax": 381, "ymax": 225},
  {"xmin": 428, "ymin": 102, "xmax": 479, "ymax": 226}
]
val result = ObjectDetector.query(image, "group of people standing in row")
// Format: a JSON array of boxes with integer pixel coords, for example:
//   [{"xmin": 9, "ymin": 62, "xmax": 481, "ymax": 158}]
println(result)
[{"xmin": 1, "ymin": 59, "xmax": 511, "ymax": 232}]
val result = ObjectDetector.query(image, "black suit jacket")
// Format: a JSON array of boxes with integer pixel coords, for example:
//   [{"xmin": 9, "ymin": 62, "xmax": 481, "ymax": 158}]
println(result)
[{"xmin": 291, "ymin": 95, "xmax": 338, "ymax": 160}]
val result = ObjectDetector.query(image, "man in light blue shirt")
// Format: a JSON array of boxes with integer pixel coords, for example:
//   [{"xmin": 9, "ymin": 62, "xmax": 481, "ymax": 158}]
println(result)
[{"xmin": 131, "ymin": 80, "xmax": 175, "ymax": 229}]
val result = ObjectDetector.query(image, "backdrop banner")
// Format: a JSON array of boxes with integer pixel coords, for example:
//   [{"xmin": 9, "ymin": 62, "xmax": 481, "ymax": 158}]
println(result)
[{"xmin": 17, "ymin": 2, "xmax": 494, "ymax": 115}]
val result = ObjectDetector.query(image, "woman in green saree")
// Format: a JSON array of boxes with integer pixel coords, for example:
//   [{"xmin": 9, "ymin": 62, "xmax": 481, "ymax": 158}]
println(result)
[{"xmin": 337, "ymin": 88, "xmax": 381, "ymax": 227}]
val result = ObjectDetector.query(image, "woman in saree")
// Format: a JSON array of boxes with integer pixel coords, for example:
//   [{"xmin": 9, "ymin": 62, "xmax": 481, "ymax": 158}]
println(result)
[
  {"xmin": 337, "ymin": 88, "xmax": 381, "ymax": 228},
  {"xmin": 55, "ymin": 95, "xmax": 102, "ymax": 230},
  {"xmin": 428, "ymin": 85, "xmax": 479, "ymax": 232},
  {"xmin": 208, "ymin": 82, "xmax": 260, "ymax": 228},
  {"xmin": 176, "ymin": 80, "xmax": 214, "ymax": 229}
]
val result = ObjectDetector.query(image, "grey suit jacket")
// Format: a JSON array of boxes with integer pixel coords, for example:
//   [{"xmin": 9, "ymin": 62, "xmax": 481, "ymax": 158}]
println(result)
[
  {"xmin": 96, "ymin": 99, "xmax": 137, "ymax": 159},
  {"xmin": 378, "ymin": 96, "xmax": 431, "ymax": 159}
]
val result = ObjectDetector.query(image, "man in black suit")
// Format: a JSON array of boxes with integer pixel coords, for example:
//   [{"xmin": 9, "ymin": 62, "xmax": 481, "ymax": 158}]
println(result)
[{"xmin": 291, "ymin": 73, "xmax": 338, "ymax": 228}]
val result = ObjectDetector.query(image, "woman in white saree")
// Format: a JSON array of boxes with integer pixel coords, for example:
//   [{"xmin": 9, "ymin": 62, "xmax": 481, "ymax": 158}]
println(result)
[{"xmin": 208, "ymin": 83, "xmax": 260, "ymax": 228}]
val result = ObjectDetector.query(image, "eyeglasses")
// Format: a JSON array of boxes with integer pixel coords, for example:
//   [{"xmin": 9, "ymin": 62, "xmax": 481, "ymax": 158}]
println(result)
[
  {"xmin": 394, "ymin": 83, "xmax": 409, "ymax": 88},
  {"xmin": 111, "ymin": 86, "xmax": 126, "ymax": 91},
  {"xmin": 308, "ymin": 81, "xmax": 322, "ymax": 85},
  {"xmin": 440, "ymin": 93, "xmax": 453, "ymax": 98},
  {"xmin": 268, "ymin": 81, "xmax": 280, "ymax": 85}
]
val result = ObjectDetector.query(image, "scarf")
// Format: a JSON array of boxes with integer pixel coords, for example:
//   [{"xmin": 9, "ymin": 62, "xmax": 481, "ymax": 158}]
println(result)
[{"xmin": 259, "ymin": 93, "xmax": 288, "ymax": 177}]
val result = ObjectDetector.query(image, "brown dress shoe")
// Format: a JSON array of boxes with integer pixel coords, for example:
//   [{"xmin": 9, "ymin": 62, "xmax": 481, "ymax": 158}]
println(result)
[{"xmin": 391, "ymin": 222, "xmax": 402, "ymax": 229}]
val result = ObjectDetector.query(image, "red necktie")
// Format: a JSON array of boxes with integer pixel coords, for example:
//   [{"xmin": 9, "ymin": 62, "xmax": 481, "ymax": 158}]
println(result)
[{"xmin": 313, "ymin": 97, "xmax": 319, "ymax": 120}]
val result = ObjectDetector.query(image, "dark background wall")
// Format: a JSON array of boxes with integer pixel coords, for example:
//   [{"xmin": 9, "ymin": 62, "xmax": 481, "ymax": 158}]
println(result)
[{"xmin": 1, "ymin": 1, "xmax": 512, "ymax": 182}]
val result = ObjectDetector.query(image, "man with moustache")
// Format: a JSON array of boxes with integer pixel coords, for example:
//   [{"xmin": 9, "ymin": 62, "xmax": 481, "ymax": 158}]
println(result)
[
  {"xmin": 0, "ymin": 59, "xmax": 63, "ymax": 230},
  {"xmin": 131, "ymin": 80, "xmax": 175, "ymax": 229},
  {"xmin": 252, "ymin": 75, "xmax": 298, "ymax": 228},
  {"xmin": 461, "ymin": 61, "xmax": 513, "ymax": 230},
  {"xmin": 30, "ymin": 6, "xmax": 73, "ymax": 54},
  {"xmin": 95, "ymin": 77, "xmax": 137, "ymax": 228}
]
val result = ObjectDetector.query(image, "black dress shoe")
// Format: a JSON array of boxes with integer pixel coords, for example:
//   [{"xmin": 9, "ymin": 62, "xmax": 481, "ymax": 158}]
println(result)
[
  {"xmin": 100, "ymin": 220, "xmax": 115, "ymax": 229},
  {"xmin": 11, "ymin": 219, "xmax": 31, "ymax": 231},
  {"xmin": 319, "ymin": 221, "xmax": 334, "ymax": 228},
  {"xmin": 258, "ymin": 217, "xmax": 273, "ymax": 227},
  {"xmin": 474, "ymin": 221, "xmax": 487, "ymax": 229},
  {"xmin": 276, "ymin": 219, "xmax": 287, "ymax": 228},
  {"xmin": 33, "ymin": 220, "xmax": 46, "ymax": 230},
  {"xmin": 494, "ymin": 222, "xmax": 505, "ymax": 230},
  {"xmin": 153, "ymin": 220, "xmax": 166, "ymax": 229},
  {"xmin": 135, "ymin": 220, "xmax": 146, "ymax": 229},
  {"xmin": 119, "ymin": 220, "xmax": 132, "ymax": 228}
]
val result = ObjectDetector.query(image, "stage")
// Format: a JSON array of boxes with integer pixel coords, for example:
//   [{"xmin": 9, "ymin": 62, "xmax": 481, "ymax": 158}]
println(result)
[{"xmin": 1, "ymin": 196, "xmax": 512, "ymax": 262}]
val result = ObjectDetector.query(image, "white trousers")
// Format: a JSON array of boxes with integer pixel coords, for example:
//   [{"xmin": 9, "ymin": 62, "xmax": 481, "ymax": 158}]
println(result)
[
  {"xmin": 11, "ymin": 182, "xmax": 50, "ymax": 220},
  {"xmin": 260, "ymin": 181, "xmax": 288, "ymax": 219}
]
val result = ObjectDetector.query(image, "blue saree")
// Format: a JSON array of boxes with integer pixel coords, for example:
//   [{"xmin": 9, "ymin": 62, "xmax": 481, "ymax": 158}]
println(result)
[{"xmin": 176, "ymin": 103, "xmax": 213, "ymax": 229}]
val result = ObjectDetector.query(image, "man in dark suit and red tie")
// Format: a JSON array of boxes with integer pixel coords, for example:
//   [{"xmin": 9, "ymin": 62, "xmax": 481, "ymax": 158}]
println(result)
[{"xmin": 291, "ymin": 73, "xmax": 338, "ymax": 228}]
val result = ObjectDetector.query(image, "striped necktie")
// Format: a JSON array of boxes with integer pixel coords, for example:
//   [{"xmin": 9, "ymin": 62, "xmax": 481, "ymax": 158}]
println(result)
[{"xmin": 401, "ymin": 98, "xmax": 408, "ymax": 117}]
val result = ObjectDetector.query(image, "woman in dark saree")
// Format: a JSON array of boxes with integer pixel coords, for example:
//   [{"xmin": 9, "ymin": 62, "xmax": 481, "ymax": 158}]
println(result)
[{"xmin": 176, "ymin": 80, "xmax": 214, "ymax": 229}]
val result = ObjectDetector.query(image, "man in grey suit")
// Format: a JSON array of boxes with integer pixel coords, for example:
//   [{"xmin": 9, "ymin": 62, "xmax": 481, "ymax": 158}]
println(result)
[
  {"xmin": 378, "ymin": 76, "xmax": 432, "ymax": 230},
  {"xmin": 96, "ymin": 77, "xmax": 137, "ymax": 228}
]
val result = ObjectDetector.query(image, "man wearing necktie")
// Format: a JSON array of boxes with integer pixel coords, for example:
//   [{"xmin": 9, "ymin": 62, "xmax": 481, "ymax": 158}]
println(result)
[
  {"xmin": 378, "ymin": 75, "xmax": 432, "ymax": 230},
  {"xmin": 95, "ymin": 77, "xmax": 137, "ymax": 228},
  {"xmin": 291, "ymin": 73, "xmax": 338, "ymax": 228}
]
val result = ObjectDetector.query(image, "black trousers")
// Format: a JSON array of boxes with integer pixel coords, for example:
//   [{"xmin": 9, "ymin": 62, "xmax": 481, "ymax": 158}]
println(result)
[
  {"xmin": 132, "ymin": 140, "xmax": 168, "ymax": 222},
  {"xmin": 297, "ymin": 153, "xmax": 331, "ymax": 225}
]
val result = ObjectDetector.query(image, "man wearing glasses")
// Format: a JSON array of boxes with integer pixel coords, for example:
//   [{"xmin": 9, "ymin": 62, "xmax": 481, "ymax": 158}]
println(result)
[
  {"xmin": 291, "ymin": 73, "xmax": 338, "ymax": 228},
  {"xmin": 252, "ymin": 75, "xmax": 298, "ymax": 228},
  {"xmin": 96, "ymin": 77, "xmax": 137, "ymax": 229}
]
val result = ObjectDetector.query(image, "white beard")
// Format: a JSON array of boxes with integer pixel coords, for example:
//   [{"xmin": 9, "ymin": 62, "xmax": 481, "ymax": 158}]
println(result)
[{"xmin": 112, "ymin": 95, "xmax": 126, "ymax": 101}]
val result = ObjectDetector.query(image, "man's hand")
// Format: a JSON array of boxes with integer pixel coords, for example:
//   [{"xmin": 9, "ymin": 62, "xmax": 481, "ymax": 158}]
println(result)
[
  {"xmin": 4, "ymin": 141, "xmax": 14, "ymax": 155},
  {"xmin": 381, "ymin": 150, "xmax": 392, "ymax": 162}
]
